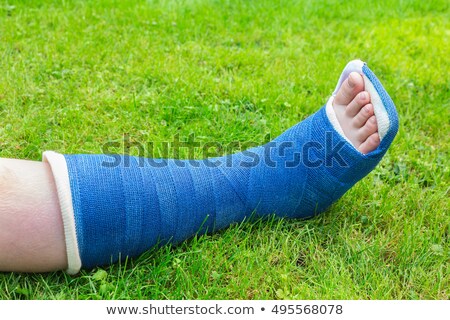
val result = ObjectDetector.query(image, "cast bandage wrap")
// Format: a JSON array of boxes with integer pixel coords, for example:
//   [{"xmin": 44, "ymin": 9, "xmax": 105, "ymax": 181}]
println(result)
[{"xmin": 44, "ymin": 60, "xmax": 399, "ymax": 274}]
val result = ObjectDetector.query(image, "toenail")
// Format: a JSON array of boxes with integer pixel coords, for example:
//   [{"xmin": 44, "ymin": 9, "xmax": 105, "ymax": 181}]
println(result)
[
  {"xmin": 348, "ymin": 74, "xmax": 356, "ymax": 88},
  {"xmin": 359, "ymin": 92, "xmax": 367, "ymax": 100}
]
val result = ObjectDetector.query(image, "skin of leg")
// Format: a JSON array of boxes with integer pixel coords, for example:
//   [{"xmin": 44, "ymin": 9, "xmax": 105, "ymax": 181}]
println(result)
[{"xmin": 0, "ymin": 158, "xmax": 67, "ymax": 272}]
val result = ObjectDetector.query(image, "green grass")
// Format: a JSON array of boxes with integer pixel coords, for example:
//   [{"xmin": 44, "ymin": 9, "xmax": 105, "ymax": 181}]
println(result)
[{"xmin": 0, "ymin": 0, "xmax": 449, "ymax": 299}]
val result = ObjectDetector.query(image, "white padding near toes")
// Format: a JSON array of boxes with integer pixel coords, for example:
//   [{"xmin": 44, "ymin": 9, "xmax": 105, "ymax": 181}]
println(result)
[
  {"xmin": 43, "ymin": 151, "xmax": 81, "ymax": 275},
  {"xmin": 362, "ymin": 74, "xmax": 389, "ymax": 140}
]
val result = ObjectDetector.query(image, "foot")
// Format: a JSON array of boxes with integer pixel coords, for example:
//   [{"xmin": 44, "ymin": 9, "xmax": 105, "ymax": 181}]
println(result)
[{"xmin": 332, "ymin": 72, "xmax": 380, "ymax": 154}]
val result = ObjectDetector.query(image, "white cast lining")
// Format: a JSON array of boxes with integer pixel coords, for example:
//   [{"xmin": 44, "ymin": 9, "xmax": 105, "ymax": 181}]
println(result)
[
  {"xmin": 43, "ymin": 151, "xmax": 81, "ymax": 274},
  {"xmin": 325, "ymin": 59, "xmax": 390, "ymax": 150},
  {"xmin": 362, "ymin": 74, "xmax": 389, "ymax": 139}
]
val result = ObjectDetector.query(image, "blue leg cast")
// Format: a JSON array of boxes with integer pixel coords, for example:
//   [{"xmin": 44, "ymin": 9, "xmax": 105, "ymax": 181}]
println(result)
[{"xmin": 44, "ymin": 60, "xmax": 398, "ymax": 273}]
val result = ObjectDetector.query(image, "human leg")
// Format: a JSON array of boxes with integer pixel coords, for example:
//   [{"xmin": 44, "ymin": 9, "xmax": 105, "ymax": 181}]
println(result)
[
  {"xmin": 0, "ymin": 60, "xmax": 398, "ymax": 274},
  {"xmin": 0, "ymin": 158, "xmax": 67, "ymax": 272}
]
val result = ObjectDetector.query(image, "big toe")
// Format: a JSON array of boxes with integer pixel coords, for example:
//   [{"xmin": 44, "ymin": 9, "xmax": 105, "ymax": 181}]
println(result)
[{"xmin": 333, "ymin": 72, "xmax": 364, "ymax": 106}]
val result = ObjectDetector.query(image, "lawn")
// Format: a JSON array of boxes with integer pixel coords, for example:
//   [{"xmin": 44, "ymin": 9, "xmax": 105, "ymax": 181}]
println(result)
[{"xmin": 0, "ymin": 0, "xmax": 448, "ymax": 299}]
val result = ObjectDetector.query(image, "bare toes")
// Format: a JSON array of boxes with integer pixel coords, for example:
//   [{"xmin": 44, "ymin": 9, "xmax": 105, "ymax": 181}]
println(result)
[
  {"xmin": 345, "ymin": 91, "xmax": 371, "ymax": 117},
  {"xmin": 352, "ymin": 103, "xmax": 373, "ymax": 128},
  {"xmin": 333, "ymin": 72, "xmax": 364, "ymax": 106},
  {"xmin": 359, "ymin": 133, "xmax": 380, "ymax": 154}
]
